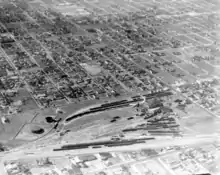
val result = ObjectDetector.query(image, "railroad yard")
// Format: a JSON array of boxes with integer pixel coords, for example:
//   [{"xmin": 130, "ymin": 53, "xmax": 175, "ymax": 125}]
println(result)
[{"xmin": 0, "ymin": 0, "xmax": 220, "ymax": 174}]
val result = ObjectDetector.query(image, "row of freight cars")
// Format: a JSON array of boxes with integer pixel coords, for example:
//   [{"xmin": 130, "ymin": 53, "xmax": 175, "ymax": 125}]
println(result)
[
  {"xmin": 65, "ymin": 90, "xmax": 173, "ymax": 122},
  {"xmin": 53, "ymin": 138, "xmax": 155, "ymax": 151}
]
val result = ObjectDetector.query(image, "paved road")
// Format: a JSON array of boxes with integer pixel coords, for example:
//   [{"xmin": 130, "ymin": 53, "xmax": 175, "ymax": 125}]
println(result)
[
  {"xmin": 1, "ymin": 135, "xmax": 218, "ymax": 161},
  {"xmin": 0, "ymin": 135, "xmax": 218, "ymax": 174}
]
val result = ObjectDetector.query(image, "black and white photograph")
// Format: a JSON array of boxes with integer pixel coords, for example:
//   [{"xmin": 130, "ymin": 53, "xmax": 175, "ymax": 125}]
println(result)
[{"xmin": 0, "ymin": 0, "xmax": 219, "ymax": 174}]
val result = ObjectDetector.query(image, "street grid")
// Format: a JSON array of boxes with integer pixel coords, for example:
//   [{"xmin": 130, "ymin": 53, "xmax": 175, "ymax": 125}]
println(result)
[{"xmin": 0, "ymin": 0, "xmax": 220, "ymax": 174}]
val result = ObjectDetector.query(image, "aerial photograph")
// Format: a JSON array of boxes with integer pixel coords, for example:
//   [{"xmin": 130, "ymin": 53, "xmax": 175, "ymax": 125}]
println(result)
[{"xmin": 0, "ymin": 0, "xmax": 220, "ymax": 174}]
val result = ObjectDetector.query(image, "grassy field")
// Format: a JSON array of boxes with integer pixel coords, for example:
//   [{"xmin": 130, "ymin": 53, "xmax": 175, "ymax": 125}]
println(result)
[
  {"xmin": 15, "ymin": 123, "xmax": 53, "ymax": 141},
  {"xmin": 177, "ymin": 62, "xmax": 206, "ymax": 77},
  {"xmin": 156, "ymin": 71, "xmax": 178, "ymax": 85},
  {"xmin": 0, "ymin": 110, "xmax": 36, "ymax": 141},
  {"xmin": 64, "ymin": 105, "xmax": 136, "ymax": 131},
  {"xmin": 11, "ymin": 88, "xmax": 39, "ymax": 112},
  {"xmin": 180, "ymin": 104, "xmax": 220, "ymax": 135}
]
